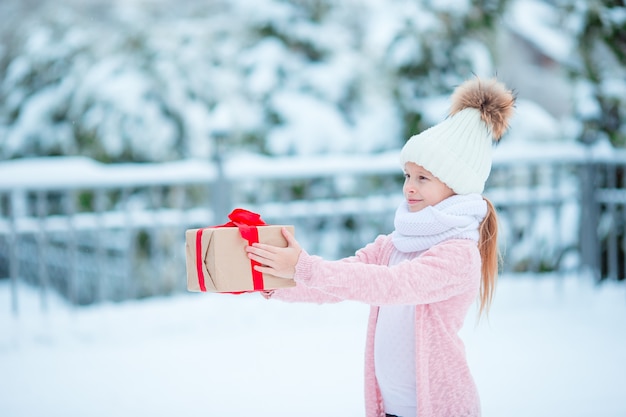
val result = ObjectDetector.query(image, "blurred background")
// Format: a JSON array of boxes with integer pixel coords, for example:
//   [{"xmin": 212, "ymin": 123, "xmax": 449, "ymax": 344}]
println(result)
[
  {"xmin": 1, "ymin": 0, "xmax": 624, "ymax": 304},
  {"xmin": 0, "ymin": 1, "xmax": 625, "ymax": 415}
]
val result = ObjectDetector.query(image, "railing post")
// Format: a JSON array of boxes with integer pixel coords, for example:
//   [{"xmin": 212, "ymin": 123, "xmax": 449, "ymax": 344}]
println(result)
[
  {"xmin": 36, "ymin": 190, "xmax": 49, "ymax": 312},
  {"xmin": 579, "ymin": 157, "xmax": 600, "ymax": 280},
  {"xmin": 212, "ymin": 130, "xmax": 232, "ymax": 223},
  {"xmin": 65, "ymin": 189, "xmax": 78, "ymax": 305},
  {"xmin": 9, "ymin": 190, "xmax": 20, "ymax": 316},
  {"xmin": 94, "ymin": 189, "xmax": 107, "ymax": 303}
]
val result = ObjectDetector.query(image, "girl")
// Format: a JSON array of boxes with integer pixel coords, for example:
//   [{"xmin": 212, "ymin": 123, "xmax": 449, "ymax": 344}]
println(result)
[{"xmin": 246, "ymin": 77, "xmax": 515, "ymax": 417}]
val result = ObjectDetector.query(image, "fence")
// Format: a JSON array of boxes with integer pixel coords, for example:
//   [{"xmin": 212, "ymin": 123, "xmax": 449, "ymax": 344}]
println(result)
[{"xmin": 1, "ymin": 142, "xmax": 625, "ymax": 314}]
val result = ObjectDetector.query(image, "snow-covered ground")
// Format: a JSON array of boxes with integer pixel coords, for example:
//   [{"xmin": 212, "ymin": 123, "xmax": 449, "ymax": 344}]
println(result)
[{"xmin": 1, "ymin": 274, "xmax": 625, "ymax": 417}]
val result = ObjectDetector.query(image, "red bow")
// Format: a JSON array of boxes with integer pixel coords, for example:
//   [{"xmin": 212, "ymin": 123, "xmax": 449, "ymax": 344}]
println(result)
[
  {"xmin": 195, "ymin": 209, "xmax": 267, "ymax": 292},
  {"xmin": 220, "ymin": 208, "xmax": 266, "ymax": 228}
]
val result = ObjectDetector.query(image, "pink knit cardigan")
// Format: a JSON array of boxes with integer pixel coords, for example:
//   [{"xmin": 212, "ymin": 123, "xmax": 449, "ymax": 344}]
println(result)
[{"xmin": 272, "ymin": 234, "xmax": 482, "ymax": 417}]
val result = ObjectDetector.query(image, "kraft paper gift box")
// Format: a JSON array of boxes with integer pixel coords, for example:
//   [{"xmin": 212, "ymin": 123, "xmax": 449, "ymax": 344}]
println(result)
[{"xmin": 185, "ymin": 209, "xmax": 296, "ymax": 293}]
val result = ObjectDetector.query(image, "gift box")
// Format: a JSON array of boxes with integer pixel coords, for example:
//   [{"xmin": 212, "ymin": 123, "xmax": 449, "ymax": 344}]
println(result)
[{"xmin": 185, "ymin": 209, "xmax": 296, "ymax": 293}]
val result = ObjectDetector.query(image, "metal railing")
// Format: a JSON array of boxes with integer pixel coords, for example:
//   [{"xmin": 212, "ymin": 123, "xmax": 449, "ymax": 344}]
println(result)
[{"xmin": 1, "ymin": 142, "xmax": 625, "ymax": 314}]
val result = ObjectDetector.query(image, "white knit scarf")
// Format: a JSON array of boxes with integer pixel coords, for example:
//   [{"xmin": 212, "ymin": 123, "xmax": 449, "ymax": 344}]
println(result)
[{"xmin": 391, "ymin": 193, "xmax": 487, "ymax": 253}]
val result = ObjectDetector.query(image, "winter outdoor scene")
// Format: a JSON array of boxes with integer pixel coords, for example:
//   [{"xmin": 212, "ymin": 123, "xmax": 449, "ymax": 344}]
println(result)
[{"xmin": 1, "ymin": 0, "xmax": 626, "ymax": 416}]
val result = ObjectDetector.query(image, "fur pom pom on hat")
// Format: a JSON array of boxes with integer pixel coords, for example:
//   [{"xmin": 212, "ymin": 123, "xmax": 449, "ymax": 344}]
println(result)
[{"xmin": 400, "ymin": 77, "xmax": 516, "ymax": 194}]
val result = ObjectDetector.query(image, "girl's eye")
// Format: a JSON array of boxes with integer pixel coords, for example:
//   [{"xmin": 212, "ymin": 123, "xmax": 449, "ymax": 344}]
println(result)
[
  {"xmin": 404, "ymin": 173, "xmax": 410, "ymax": 179},
  {"xmin": 419, "ymin": 175, "xmax": 428, "ymax": 181}
]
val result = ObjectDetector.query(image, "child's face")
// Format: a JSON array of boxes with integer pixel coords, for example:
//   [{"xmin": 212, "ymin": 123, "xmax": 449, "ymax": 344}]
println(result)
[{"xmin": 403, "ymin": 162, "xmax": 455, "ymax": 212}]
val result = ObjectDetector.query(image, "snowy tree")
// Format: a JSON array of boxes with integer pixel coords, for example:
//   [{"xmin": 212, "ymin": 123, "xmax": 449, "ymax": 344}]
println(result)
[
  {"xmin": 566, "ymin": 0, "xmax": 626, "ymax": 147},
  {"xmin": 0, "ymin": 0, "xmax": 509, "ymax": 163}
]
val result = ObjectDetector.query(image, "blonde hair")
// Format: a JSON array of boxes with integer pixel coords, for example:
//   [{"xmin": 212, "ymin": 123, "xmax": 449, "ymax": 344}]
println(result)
[{"xmin": 477, "ymin": 197, "xmax": 500, "ymax": 317}]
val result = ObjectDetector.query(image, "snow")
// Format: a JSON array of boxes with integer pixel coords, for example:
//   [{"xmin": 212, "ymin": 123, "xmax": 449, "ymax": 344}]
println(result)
[
  {"xmin": 268, "ymin": 91, "xmax": 354, "ymax": 155},
  {"xmin": 0, "ymin": 2, "xmax": 625, "ymax": 414},
  {"xmin": 506, "ymin": 0, "xmax": 576, "ymax": 64},
  {"xmin": 0, "ymin": 156, "xmax": 217, "ymax": 190},
  {"xmin": 1, "ymin": 274, "xmax": 625, "ymax": 417},
  {"xmin": 506, "ymin": 98, "xmax": 563, "ymax": 142},
  {"xmin": 2, "ymin": 138, "xmax": 615, "ymax": 192},
  {"xmin": 2, "ymin": 0, "xmax": 596, "ymax": 163}
]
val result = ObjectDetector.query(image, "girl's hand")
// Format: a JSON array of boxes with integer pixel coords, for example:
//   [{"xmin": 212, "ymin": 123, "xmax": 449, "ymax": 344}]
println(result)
[
  {"xmin": 245, "ymin": 227, "xmax": 302, "ymax": 279},
  {"xmin": 260, "ymin": 290, "xmax": 274, "ymax": 300}
]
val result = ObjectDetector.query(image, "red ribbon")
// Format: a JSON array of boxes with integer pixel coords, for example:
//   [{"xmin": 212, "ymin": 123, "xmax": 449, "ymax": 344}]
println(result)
[
  {"xmin": 195, "ymin": 209, "xmax": 267, "ymax": 292},
  {"xmin": 195, "ymin": 229, "xmax": 207, "ymax": 291}
]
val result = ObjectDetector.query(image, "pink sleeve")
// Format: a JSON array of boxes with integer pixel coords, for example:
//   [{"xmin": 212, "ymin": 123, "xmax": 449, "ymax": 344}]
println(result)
[
  {"xmin": 293, "ymin": 239, "xmax": 481, "ymax": 306},
  {"xmin": 269, "ymin": 235, "xmax": 390, "ymax": 304},
  {"xmin": 269, "ymin": 283, "xmax": 343, "ymax": 304}
]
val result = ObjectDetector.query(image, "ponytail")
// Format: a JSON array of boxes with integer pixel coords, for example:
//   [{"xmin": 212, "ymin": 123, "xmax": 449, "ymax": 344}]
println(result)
[{"xmin": 478, "ymin": 197, "xmax": 500, "ymax": 317}]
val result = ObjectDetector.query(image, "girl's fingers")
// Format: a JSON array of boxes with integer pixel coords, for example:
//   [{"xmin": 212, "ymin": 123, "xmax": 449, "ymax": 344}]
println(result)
[
  {"xmin": 247, "ymin": 251, "xmax": 271, "ymax": 266},
  {"xmin": 253, "ymin": 265, "xmax": 273, "ymax": 275},
  {"xmin": 245, "ymin": 240, "xmax": 298, "ymax": 279},
  {"xmin": 282, "ymin": 227, "xmax": 301, "ymax": 249},
  {"xmin": 249, "ymin": 242, "xmax": 278, "ymax": 254},
  {"xmin": 282, "ymin": 227, "xmax": 295, "ymax": 244},
  {"xmin": 246, "ymin": 244, "xmax": 272, "ymax": 259}
]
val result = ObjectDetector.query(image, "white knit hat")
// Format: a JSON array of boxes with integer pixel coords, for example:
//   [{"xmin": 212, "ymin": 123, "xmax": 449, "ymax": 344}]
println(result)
[{"xmin": 400, "ymin": 77, "xmax": 516, "ymax": 195}]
